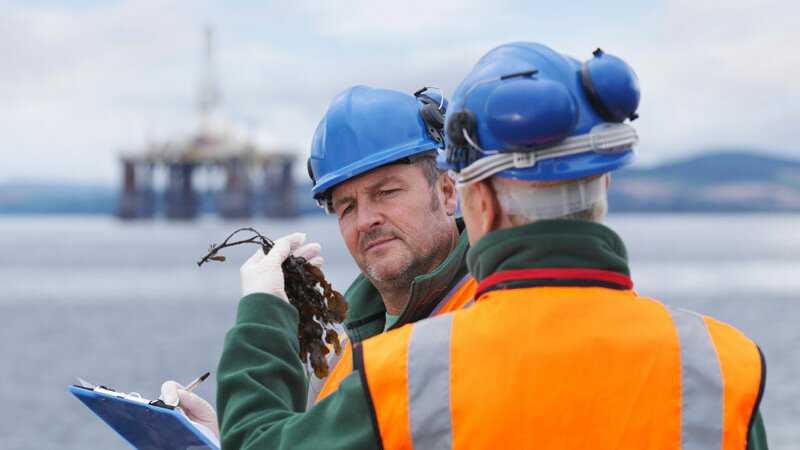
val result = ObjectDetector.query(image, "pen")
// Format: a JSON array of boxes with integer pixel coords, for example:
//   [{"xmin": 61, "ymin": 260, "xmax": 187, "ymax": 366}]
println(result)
[{"xmin": 184, "ymin": 371, "xmax": 210, "ymax": 394}]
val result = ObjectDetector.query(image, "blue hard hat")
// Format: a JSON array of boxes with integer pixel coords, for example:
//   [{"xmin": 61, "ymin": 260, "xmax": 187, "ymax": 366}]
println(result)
[
  {"xmin": 443, "ymin": 42, "xmax": 640, "ymax": 183},
  {"xmin": 309, "ymin": 85, "xmax": 446, "ymax": 204}
]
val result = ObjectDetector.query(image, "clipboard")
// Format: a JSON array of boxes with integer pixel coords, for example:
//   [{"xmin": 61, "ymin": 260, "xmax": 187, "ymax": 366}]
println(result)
[{"xmin": 69, "ymin": 384, "xmax": 220, "ymax": 450}]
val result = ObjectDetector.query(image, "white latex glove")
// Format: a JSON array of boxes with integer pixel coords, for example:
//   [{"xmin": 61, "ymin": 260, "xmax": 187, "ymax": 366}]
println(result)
[
  {"xmin": 295, "ymin": 241, "xmax": 323, "ymax": 269},
  {"xmin": 240, "ymin": 232, "xmax": 323, "ymax": 300},
  {"xmin": 159, "ymin": 380, "xmax": 220, "ymax": 441}
]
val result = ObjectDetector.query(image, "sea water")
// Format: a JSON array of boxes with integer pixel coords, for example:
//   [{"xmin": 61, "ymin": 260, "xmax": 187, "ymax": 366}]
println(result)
[{"xmin": 0, "ymin": 214, "xmax": 796, "ymax": 449}]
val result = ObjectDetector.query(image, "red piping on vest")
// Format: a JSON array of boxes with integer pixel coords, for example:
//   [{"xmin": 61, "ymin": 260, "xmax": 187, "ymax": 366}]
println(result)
[{"xmin": 476, "ymin": 268, "xmax": 633, "ymax": 297}]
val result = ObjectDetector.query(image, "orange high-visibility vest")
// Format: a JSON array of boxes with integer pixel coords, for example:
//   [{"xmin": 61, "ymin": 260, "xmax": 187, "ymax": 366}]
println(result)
[
  {"xmin": 356, "ymin": 268, "xmax": 764, "ymax": 450},
  {"xmin": 310, "ymin": 275, "xmax": 477, "ymax": 406}
]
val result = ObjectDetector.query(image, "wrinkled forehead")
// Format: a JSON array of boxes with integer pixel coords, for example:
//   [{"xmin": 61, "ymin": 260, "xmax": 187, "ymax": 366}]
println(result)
[{"xmin": 329, "ymin": 163, "xmax": 425, "ymax": 201}]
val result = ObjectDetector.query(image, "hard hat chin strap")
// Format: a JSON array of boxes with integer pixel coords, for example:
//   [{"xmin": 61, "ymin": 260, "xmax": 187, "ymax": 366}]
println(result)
[
  {"xmin": 453, "ymin": 123, "xmax": 637, "ymax": 186},
  {"xmin": 491, "ymin": 176, "xmax": 607, "ymax": 221}
]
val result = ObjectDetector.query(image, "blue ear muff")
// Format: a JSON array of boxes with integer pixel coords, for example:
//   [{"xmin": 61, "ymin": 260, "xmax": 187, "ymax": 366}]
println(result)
[
  {"xmin": 581, "ymin": 48, "xmax": 640, "ymax": 122},
  {"xmin": 485, "ymin": 77, "xmax": 579, "ymax": 149}
]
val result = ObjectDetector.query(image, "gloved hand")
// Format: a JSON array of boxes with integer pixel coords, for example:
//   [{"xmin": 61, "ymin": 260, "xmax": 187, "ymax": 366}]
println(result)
[
  {"xmin": 159, "ymin": 381, "xmax": 220, "ymax": 440},
  {"xmin": 240, "ymin": 232, "xmax": 323, "ymax": 300},
  {"xmin": 295, "ymin": 239, "xmax": 323, "ymax": 269}
]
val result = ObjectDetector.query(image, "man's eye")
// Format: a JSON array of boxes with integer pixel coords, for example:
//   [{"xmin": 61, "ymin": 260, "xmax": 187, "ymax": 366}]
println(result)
[
  {"xmin": 339, "ymin": 204, "xmax": 355, "ymax": 218},
  {"xmin": 379, "ymin": 189, "xmax": 400, "ymax": 197}
]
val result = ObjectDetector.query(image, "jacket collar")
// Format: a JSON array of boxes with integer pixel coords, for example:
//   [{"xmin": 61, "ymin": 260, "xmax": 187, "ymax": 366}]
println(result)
[
  {"xmin": 343, "ymin": 219, "xmax": 469, "ymax": 342},
  {"xmin": 467, "ymin": 220, "xmax": 630, "ymax": 290}
]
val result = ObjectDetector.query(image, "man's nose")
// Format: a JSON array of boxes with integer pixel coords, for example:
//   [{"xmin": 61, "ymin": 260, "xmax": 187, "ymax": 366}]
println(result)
[{"xmin": 356, "ymin": 200, "xmax": 384, "ymax": 232}]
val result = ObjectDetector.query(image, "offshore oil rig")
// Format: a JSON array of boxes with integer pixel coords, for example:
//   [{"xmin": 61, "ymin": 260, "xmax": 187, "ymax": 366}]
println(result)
[{"xmin": 118, "ymin": 28, "xmax": 296, "ymax": 220}]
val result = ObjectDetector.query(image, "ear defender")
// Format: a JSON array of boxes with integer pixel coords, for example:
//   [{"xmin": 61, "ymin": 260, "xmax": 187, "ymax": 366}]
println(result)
[
  {"xmin": 445, "ymin": 109, "xmax": 480, "ymax": 172},
  {"xmin": 580, "ymin": 48, "xmax": 640, "ymax": 122},
  {"xmin": 485, "ymin": 76, "xmax": 579, "ymax": 149},
  {"xmin": 414, "ymin": 88, "xmax": 446, "ymax": 143},
  {"xmin": 445, "ymin": 51, "xmax": 639, "ymax": 174}
]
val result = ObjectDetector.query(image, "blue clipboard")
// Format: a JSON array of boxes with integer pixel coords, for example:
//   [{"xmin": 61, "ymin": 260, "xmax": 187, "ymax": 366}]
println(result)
[{"xmin": 69, "ymin": 385, "xmax": 219, "ymax": 450}]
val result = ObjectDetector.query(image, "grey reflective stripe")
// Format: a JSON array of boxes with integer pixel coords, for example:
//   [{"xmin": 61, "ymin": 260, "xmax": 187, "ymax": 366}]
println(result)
[
  {"xmin": 305, "ymin": 336, "xmax": 349, "ymax": 409},
  {"xmin": 666, "ymin": 306, "xmax": 723, "ymax": 450},
  {"xmin": 430, "ymin": 274, "xmax": 473, "ymax": 316},
  {"xmin": 407, "ymin": 314, "xmax": 454, "ymax": 449}
]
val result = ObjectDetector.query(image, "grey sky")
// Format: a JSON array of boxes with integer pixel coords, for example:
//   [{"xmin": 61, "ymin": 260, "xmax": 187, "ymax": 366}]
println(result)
[{"xmin": 1, "ymin": 0, "xmax": 797, "ymax": 184}]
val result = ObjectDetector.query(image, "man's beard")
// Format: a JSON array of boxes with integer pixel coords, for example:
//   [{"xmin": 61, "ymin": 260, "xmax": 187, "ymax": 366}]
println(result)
[
  {"xmin": 359, "ymin": 228, "xmax": 436, "ymax": 293},
  {"xmin": 364, "ymin": 254, "xmax": 417, "ymax": 292}
]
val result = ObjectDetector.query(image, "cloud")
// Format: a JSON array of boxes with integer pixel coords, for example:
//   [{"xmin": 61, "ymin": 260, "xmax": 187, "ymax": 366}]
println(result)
[
  {"xmin": 0, "ymin": 0, "xmax": 208, "ymax": 182},
  {"xmin": 294, "ymin": 0, "xmax": 500, "ymax": 42},
  {"xmin": 625, "ymin": 0, "xmax": 799, "ymax": 163},
  {"xmin": 0, "ymin": 0, "xmax": 796, "ymax": 183}
]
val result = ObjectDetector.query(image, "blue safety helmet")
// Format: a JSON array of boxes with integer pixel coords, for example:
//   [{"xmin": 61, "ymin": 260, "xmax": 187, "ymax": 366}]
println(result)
[
  {"xmin": 308, "ymin": 85, "xmax": 447, "ymax": 209},
  {"xmin": 442, "ymin": 42, "xmax": 640, "ymax": 184}
]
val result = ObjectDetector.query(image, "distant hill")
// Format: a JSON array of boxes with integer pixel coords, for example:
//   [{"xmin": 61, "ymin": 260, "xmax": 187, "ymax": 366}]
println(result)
[
  {"xmin": 609, "ymin": 151, "xmax": 800, "ymax": 212},
  {"xmin": 3, "ymin": 151, "xmax": 800, "ymax": 215},
  {"xmin": 0, "ymin": 181, "xmax": 116, "ymax": 214}
]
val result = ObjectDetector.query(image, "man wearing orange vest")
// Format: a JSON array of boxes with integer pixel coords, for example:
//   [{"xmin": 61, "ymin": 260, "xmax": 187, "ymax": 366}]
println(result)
[
  {"xmin": 166, "ymin": 85, "xmax": 476, "ymax": 447},
  {"xmin": 354, "ymin": 42, "xmax": 767, "ymax": 449},
  {"xmin": 214, "ymin": 43, "xmax": 767, "ymax": 449}
]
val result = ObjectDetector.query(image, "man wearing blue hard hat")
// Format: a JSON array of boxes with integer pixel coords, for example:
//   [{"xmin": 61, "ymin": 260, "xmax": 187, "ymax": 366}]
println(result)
[
  {"xmin": 301, "ymin": 85, "xmax": 476, "ymax": 404},
  {"xmin": 356, "ymin": 42, "xmax": 763, "ymax": 448},
  {"xmin": 167, "ymin": 85, "xmax": 478, "ymax": 448}
]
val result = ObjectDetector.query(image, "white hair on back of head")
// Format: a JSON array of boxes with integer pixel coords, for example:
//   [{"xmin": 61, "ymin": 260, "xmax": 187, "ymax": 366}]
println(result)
[{"xmin": 490, "ymin": 175, "xmax": 608, "ymax": 225}]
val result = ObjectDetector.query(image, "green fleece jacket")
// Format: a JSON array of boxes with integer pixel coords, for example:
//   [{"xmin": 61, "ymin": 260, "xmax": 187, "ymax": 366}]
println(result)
[
  {"xmin": 217, "ymin": 219, "xmax": 768, "ymax": 450},
  {"xmin": 466, "ymin": 220, "xmax": 767, "ymax": 450}
]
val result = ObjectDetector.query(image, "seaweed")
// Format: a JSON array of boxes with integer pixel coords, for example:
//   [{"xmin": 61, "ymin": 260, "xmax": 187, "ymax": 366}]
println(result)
[{"xmin": 198, "ymin": 227, "xmax": 348, "ymax": 378}]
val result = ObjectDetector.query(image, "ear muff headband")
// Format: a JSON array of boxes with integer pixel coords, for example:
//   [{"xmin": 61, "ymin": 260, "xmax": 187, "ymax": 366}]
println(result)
[
  {"xmin": 307, "ymin": 158, "xmax": 316, "ymax": 185},
  {"xmin": 581, "ymin": 61, "xmax": 618, "ymax": 122}
]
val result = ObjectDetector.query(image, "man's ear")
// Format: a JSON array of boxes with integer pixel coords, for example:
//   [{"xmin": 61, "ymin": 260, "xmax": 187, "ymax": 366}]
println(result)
[
  {"xmin": 439, "ymin": 172, "xmax": 458, "ymax": 216},
  {"xmin": 604, "ymin": 173, "xmax": 610, "ymax": 191},
  {"xmin": 473, "ymin": 180, "xmax": 502, "ymax": 234}
]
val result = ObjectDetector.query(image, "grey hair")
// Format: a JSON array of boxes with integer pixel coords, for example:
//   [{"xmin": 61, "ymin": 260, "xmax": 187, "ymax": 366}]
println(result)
[
  {"xmin": 489, "ymin": 175, "xmax": 608, "ymax": 226},
  {"xmin": 408, "ymin": 153, "xmax": 445, "ymax": 188},
  {"xmin": 409, "ymin": 154, "xmax": 446, "ymax": 211}
]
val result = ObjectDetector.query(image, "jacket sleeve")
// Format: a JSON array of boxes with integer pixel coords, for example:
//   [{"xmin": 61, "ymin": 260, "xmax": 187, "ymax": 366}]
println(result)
[
  {"xmin": 216, "ymin": 293, "xmax": 379, "ymax": 450},
  {"xmin": 747, "ymin": 409, "xmax": 768, "ymax": 450}
]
